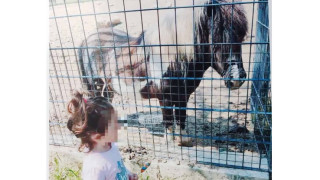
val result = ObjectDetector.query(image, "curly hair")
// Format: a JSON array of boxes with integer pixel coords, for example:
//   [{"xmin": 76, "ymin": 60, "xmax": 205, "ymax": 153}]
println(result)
[{"xmin": 66, "ymin": 90, "xmax": 114, "ymax": 152}]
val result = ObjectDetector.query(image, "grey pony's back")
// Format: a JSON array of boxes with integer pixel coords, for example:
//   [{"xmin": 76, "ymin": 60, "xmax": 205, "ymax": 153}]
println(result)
[{"xmin": 78, "ymin": 19, "xmax": 135, "ymax": 88}]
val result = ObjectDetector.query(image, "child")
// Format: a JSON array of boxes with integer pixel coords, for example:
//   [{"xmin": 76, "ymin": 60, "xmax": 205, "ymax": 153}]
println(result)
[{"xmin": 67, "ymin": 90, "xmax": 138, "ymax": 180}]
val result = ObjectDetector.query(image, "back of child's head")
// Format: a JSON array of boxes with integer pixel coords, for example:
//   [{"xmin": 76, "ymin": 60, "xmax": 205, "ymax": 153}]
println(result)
[{"xmin": 67, "ymin": 89, "xmax": 115, "ymax": 152}]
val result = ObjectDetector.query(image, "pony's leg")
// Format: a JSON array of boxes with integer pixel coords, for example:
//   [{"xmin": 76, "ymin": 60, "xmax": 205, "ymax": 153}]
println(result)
[
  {"xmin": 174, "ymin": 95, "xmax": 193, "ymax": 147},
  {"xmin": 91, "ymin": 78, "xmax": 105, "ymax": 97},
  {"xmin": 82, "ymin": 78, "xmax": 103, "ymax": 97},
  {"xmin": 81, "ymin": 78, "xmax": 95, "ymax": 97},
  {"xmin": 174, "ymin": 88, "xmax": 190, "ymax": 130},
  {"xmin": 159, "ymin": 98, "xmax": 174, "ymax": 141},
  {"xmin": 102, "ymin": 83, "xmax": 114, "ymax": 102},
  {"xmin": 175, "ymin": 98, "xmax": 187, "ymax": 130},
  {"xmin": 159, "ymin": 99, "xmax": 174, "ymax": 128}
]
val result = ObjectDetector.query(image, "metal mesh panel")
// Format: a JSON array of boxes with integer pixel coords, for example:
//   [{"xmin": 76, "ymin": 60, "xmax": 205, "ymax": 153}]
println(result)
[{"xmin": 49, "ymin": 0, "xmax": 271, "ymax": 173}]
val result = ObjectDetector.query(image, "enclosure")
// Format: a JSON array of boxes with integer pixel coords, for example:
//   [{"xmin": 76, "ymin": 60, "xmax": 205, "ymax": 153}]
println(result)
[{"xmin": 49, "ymin": 0, "xmax": 271, "ymax": 179}]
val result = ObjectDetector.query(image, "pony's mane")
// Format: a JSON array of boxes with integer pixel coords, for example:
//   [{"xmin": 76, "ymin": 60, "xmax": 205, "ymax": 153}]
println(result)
[
  {"xmin": 139, "ymin": 0, "xmax": 247, "ymax": 63},
  {"xmin": 219, "ymin": 1, "xmax": 248, "ymax": 42}
]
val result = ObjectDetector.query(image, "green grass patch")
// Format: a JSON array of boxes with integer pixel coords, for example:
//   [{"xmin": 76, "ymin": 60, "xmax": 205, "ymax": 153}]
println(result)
[{"xmin": 51, "ymin": 154, "xmax": 82, "ymax": 180}]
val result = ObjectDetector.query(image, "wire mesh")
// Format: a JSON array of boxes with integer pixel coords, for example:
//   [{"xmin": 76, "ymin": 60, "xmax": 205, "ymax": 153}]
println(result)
[{"xmin": 49, "ymin": 0, "xmax": 271, "ymax": 173}]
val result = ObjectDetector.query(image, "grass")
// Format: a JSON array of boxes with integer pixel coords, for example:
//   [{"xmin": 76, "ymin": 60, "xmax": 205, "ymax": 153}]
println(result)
[
  {"xmin": 52, "ymin": 154, "xmax": 82, "ymax": 180},
  {"xmin": 138, "ymin": 174, "xmax": 151, "ymax": 180}
]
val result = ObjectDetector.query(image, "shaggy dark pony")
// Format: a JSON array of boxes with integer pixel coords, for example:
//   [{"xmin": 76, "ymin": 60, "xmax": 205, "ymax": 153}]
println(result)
[{"xmin": 78, "ymin": 0, "xmax": 248, "ymax": 146}]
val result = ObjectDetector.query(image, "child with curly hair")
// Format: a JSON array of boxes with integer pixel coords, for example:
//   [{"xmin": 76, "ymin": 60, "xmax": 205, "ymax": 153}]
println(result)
[{"xmin": 67, "ymin": 90, "xmax": 138, "ymax": 180}]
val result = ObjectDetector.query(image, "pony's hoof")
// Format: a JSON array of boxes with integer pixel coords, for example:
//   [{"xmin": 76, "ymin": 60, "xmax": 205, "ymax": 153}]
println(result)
[
  {"xmin": 167, "ymin": 126, "xmax": 175, "ymax": 141},
  {"xmin": 170, "ymin": 125, "xmax": 193, "ymax": 147},
  {"xmin": 178, "ymin": 142, "xmax": 193, "ymax": 147},
  {"xmin": 177, "ymin": 137, "xmax": 193, "ymax": 147}
]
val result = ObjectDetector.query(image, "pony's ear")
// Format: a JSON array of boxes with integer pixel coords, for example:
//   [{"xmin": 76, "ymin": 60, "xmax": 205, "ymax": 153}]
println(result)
[
  {"xmin": 128, "ymin": 32, "xmax": 144, "ymax": 54},
  {"xmin": 121, "ymin": 32, "xmax": 147, "ymax": 65},
  {"xmin": 121, "ymin": 32, "xmax": 143, "ymax": 56},
  {"xmin": 115, "ymin": 32, "xmax": 148, "ymax": 77},
  {"xmin": 128, "ymin": 39, "xmax": 139, "ymax": 55},
  {"xmin": 136, "ymin": 32, "xmax": 144, "ymax": 44}
]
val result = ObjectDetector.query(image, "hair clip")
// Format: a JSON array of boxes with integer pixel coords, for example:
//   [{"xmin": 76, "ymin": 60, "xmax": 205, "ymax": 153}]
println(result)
[
  {"xmin": 141, "ymin": 162, "xmax": 151, "ymax": 173},
  {"xmin": 83, "ymin": 98, "xmax": 87, "ymax": 103}
]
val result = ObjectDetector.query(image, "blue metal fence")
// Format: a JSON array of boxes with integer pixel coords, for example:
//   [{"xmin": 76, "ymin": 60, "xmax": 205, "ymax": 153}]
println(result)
[{"xmin": 49, "ymin": 0, "xmax": 271, "ymax": 175}]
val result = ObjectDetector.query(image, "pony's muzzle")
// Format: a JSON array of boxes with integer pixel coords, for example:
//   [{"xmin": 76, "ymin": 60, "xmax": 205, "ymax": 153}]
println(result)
[
  {"xmin": 225, "ymin": 69, "xmax": 246, "ymax": 90},
  {"xmin": 225, "ymin": 80, "xmax": 244, "ymax": 90},
  {"xmin": 139, "ymin": 81, "xmax": 160, "ymax": 99}
]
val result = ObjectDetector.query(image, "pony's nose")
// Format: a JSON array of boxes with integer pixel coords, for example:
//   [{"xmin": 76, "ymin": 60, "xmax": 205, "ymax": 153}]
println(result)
[
  {"xmin": 225, "ymin": 81, "xmax": 234, "ymax": 88},
  {"xmin": 225, "ymin": 80, "xmax": 244, "ymax": 90},
  {"xmin": 239, "ymin": 70, "xmax": 247, "ymax": 79},
  {"xmin": 227, "ymin": 80, "xmax": 244, "ymax": 89},
  {"xmin": 225, "ymin": 70, "xmax": 246, "ymax": 89}
]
